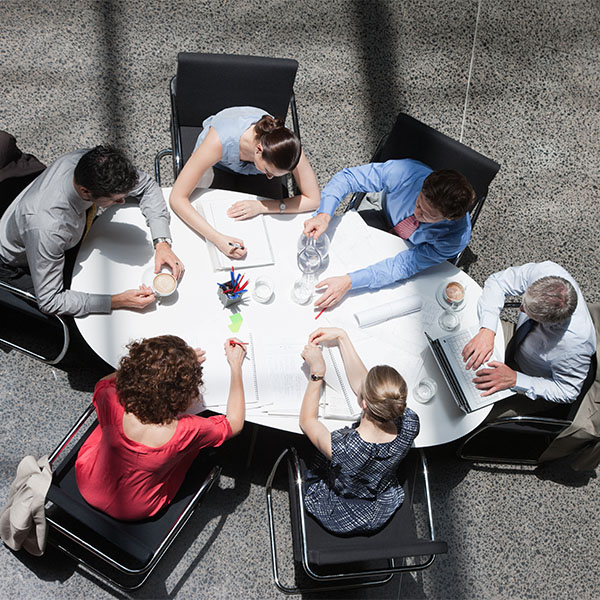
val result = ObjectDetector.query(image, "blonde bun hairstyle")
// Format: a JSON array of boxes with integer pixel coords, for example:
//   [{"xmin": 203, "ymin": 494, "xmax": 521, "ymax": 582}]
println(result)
[
  {"xmin": 362, "ymin": 365, "xmax": 407, "ymax": 423},
  {"xmin": 253, "ymin": 114, "xmax": 302, "ymax": 172}
]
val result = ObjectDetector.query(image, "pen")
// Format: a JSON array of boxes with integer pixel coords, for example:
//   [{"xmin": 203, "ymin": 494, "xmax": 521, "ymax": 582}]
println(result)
[
  {"xmin": 229, "ymin": 339, "xmax": 251, "ymax": 359},
  {"xmin": 232, "ymin": 274, "xmax": 245, "ymax": 293},
  {"xmin": 230, "ymin": 266, "xmax": 235, "ymax": 287},
  {"xmin": 315, "ymin": 307, "xmax": 326, "ymax": 320},
  {"xmin": 228, "ymin": 242, "xmax": 244, "ymax": 249}
]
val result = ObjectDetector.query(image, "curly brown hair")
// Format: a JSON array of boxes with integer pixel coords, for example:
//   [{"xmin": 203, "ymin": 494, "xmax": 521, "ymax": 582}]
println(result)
[{"xmin": 115, "ymin": 335, "xmax": 203, "ymax": 425}]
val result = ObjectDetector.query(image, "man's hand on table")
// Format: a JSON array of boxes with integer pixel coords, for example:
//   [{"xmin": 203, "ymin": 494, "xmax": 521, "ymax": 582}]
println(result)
[
  {"xmin": 154, "ymin": 241, "xmax": 185, "ymax": 280},
  {"xmin": 314, "ymin": 275, "xmax": 352, "ymax": 309},
  {"xmin": 111, "ymin": 285, "xmax": 155, "ymax": 310},
  {"xmin": 462, "ymin": 327, "xmax": 495, "ymax": 370},
  {"xmin": 303, "ymin": 213, "xmax": 330, "ymax": 240},
  {"xmin": 473, "ymin": 361, "xmax": 516, "ymax": 396}
]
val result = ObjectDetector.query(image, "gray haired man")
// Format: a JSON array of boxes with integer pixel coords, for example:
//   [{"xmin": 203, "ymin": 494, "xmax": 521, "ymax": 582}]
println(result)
[{"xmin": 461, "ymin": 261, "xmax": 596, "ymax": 406}]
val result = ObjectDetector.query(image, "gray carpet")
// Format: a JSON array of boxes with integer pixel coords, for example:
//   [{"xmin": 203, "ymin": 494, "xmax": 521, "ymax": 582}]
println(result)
[{"xmin": 1, "ymin": 0, "xmax": 599, "ymax": 598}]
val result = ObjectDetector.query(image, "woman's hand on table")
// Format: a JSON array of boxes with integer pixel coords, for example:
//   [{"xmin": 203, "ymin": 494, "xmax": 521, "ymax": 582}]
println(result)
[
  {"xmin": 308, "ymin": 327, "xmax": 346, "ymax": 346},
  {"xmin": 462, "ymin": 327, "xmax": 495, "ymax": 370},
  {"xmin": 194, "ymin": 348, "xmax": 207, "ymax": 365},
  {"xmin": 303, "ymin": 213, "xmax": 330, "ymax": 240},
  {"xmin": 301, "ymin": 344, "xmax": 326, "ymax": 376},
  {"xmin": 154, "ymin": 242, "xmax": 184, "ymax": 280},
  {"xmin": 227, "ymin": 199, "xmax": 263, "ymax": 221},
  {"xmin": 111, "ymin": 285, "xmax": 155, "ymax": 310},
  {"xmin": 214, "ymin": 234, "xmax": 247, "ymax": 259},
  {"xmin": 314, "ymin": 275, "xmax": 352, "ymax": 309},
  {"xmin": 225, "ymin": 338, "xmax": 247, "ymax": 368}
]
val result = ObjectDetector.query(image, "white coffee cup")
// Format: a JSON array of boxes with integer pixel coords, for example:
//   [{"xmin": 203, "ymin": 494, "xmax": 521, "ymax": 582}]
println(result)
[{"xmin": 152, "ymin": 272, "xmax": 177, "ymax": 297}]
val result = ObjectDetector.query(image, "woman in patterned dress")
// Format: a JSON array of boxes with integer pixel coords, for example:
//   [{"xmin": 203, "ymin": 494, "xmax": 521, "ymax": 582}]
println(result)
[{"xmin": 300, "ymin": 327, "xmax": 420, "ymax": 534}]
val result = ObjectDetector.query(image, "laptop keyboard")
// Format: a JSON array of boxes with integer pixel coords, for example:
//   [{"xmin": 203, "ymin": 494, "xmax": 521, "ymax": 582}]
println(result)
[{"xmin": 444, "ymin": 331, "xmax": 490, "ymax": 408}]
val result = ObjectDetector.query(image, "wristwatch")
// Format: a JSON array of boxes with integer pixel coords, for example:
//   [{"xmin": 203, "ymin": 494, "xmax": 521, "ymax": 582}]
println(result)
[
  {"xmin": 153, "ymin": 236, "xmax": 172, "ymax": 248},
  {"xmin": 279, "ymin": 202, "xmax": 286, "ymax": 214},
  {"xmin": 310, "ymin": 373, "xmax": 324, "ymax": 382}
]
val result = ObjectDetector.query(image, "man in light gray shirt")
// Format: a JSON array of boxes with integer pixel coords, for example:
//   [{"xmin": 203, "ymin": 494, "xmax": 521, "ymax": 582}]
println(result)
[
  {"xmin": 0, "ymin": 146, "xmax": 184, "ymax": 317},
  {"xmin": 461, "ymin": 261, "xmax": 596, "ymax": 405}
]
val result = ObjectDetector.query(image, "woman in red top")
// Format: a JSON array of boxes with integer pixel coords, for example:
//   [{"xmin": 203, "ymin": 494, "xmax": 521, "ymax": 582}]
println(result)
[{"xmin": 75, "ymin": 334, "xmax": 246, "ymax": 520}]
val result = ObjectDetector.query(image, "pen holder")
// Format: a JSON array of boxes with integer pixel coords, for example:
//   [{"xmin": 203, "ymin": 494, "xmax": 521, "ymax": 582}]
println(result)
[{"xmin": 218, "ymin": 283, "xmax": 245, "ymax": 308}]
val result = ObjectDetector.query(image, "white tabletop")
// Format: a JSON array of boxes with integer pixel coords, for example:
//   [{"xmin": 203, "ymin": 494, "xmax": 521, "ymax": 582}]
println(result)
[{"xmin": 72, "ymin": 188, "xmax": 500, "ymax": 447}]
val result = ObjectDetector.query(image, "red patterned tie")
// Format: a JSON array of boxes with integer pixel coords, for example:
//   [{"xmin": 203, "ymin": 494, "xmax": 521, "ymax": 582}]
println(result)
[{"xmin": 391, "ymin": 214, "xmax": 419, "ymax": 239}]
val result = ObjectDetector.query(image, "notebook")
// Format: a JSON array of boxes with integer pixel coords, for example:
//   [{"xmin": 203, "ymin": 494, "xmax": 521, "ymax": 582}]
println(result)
[
  {"xmin": 425, "ymin": 327, "xmax": 513, "ymax": 413},
  {"xmin": 321, "ymin": 346, "xmax": 362, "ymax": 421},
  {"xmin": 197, "ymin": 191, "xmax": 275, "ymax": 271},
  {"xmin": 198, "ymin": 334, "xmax": 307, "ymax": 414}
]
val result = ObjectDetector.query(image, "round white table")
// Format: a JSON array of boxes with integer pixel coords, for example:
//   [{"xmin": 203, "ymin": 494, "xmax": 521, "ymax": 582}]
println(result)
[{"xmin": 72, "ymin": 187, "xmax": 502, "ymax": 447}]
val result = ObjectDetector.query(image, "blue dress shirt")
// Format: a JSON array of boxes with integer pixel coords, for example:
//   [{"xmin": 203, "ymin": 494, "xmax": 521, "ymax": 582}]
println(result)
[
  {"xmin": 318, "ymin": 159, "xmax": 472, "ymax": 289},
  {"xmin": 478, "ymin": 261, "xmax": 597, "ymax": 403}
]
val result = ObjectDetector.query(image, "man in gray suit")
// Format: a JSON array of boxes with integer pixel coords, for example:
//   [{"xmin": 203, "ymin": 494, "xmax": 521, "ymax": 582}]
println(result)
[{"xmin": 0, "ymin": 145, "xmax": 184, "ymax": 317}]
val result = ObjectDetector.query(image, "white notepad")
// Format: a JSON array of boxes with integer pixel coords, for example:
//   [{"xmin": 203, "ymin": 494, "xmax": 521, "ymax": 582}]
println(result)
[
  {"xmin": 195, "ymin": 191, "xmax": 275, "ymax": 271},
  {"xmin": 322, "ymin": 347, "xmax": 361, "ymax": 421}
]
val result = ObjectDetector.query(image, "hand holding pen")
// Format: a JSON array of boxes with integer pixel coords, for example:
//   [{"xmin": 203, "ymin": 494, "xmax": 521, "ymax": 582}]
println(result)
[
  {"xmin": 225, "ymin": 337, "xmax": 248, "ymax": 367},
  {"xmin": 215, "ymin": 234, "xmax": 246, "ymax": 259}
]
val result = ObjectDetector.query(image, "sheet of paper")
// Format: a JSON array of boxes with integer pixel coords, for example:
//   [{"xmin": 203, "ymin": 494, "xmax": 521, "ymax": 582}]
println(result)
[
  {"xmin": 197, "ymin": 192, "xmax": 275, "ymax": 271},
  {"xmin": 261, "ymin": 342, "xmax": 309, "ymax": 416}
]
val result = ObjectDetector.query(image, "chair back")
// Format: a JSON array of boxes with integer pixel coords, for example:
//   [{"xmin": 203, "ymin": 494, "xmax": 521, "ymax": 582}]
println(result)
[
  {"xmin": 374, "ymin": 113, "xmax": 501, "ymax": 227},
  {"xmin": 173, "ymin": 52, "xmax": 298, "ymax": 167}
]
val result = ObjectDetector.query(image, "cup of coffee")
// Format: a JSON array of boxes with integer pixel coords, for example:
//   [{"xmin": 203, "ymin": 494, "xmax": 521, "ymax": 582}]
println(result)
[
  {"xmin": 152, "ymin": 272, "xmax": 177, "ymax": 297},
  {"xmin": 443, "ymin": 281, "xmax": 465, "ymax": 307}
]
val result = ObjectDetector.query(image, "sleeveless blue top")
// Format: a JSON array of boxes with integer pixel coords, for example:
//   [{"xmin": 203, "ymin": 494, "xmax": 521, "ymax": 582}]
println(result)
[{"xmin": 194, "ymin": 106, "xmax": 271, "ymax": 175}]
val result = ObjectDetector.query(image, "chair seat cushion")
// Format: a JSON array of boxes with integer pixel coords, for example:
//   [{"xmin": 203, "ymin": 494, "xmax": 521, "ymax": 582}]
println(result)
[
  {"xmin": 289, "ymin": 451, "xmax": 447, "ymax": 567},
  {"xmin": 47, "ymin": 422, "xmax": 213, "ymax": 568}
]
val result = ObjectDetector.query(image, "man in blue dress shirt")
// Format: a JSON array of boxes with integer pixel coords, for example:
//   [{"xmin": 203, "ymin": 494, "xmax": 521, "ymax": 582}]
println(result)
[{"xmin": 303, "ymin": 159, "xmax": 475, "ymax": 308}]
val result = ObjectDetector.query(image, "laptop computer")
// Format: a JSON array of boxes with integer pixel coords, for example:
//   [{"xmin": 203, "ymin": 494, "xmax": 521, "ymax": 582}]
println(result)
[{"xmin": 425, "ymin": 327, "xmax": 513, "ymax": 413}]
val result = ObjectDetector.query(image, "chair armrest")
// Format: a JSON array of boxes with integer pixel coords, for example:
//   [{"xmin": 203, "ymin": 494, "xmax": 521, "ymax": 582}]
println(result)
[
  {"xmin": 48, "ymin": 403, "xmax": 96, "ymax": 466},
  {"xmin": 154, "ymin": 149, "xmax": 173, "ymax": 185}
]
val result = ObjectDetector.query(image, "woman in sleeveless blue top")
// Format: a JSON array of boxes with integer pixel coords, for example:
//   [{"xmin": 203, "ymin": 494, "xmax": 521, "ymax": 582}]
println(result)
[
  {"xmin": 299, "ymin": 327, "xmax": 420, "ymax": 534},
  {"xmin": 169, "ymin": 106, "xmax": 319, "ymax": 260}
]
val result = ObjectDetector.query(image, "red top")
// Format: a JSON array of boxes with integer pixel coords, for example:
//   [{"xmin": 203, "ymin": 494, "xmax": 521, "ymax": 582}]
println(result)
[{"xmin": 75, "ymin": 378, "xmax": 232, "ymax": 520}]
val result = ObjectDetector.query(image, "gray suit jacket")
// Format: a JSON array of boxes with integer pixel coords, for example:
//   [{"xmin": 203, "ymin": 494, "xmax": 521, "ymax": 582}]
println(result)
[{"xmin": 539, "ymin": 303, "xmax": 600, "ymax": 470}]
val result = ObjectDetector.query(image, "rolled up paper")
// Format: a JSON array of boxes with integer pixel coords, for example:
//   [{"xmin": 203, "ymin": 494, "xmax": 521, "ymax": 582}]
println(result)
[{"xmin": 354, "ymin": 295, "xmax": 422, "ymax": 328}]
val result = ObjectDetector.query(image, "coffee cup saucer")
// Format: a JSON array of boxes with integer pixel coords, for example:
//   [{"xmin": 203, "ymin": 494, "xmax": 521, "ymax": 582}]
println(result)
[{"xmin": 435, "ymin": 282, "xmax": 466, "ymax": 312}]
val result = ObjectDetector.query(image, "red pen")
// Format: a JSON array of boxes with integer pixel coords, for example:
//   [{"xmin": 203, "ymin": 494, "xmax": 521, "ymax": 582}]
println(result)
[{"xmin": 315, "ymin": 307, "xmax": 326, "ymax": 320}]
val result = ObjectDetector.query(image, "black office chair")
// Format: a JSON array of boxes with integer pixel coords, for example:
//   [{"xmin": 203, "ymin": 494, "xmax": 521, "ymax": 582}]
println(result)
[
  {"xmin": 45, "ymin": 403, "xmax": 222, "ymax": 590},
  {"xmin": 266, "ymin": 447, "xmax": 447, "ymax": 594},
  {"xmin": 0, "ymin": 136, "xmax": 69, "ymax": 364},
  {"xmin": 0, "ymin": 280, "xmax": 70, "ymax": 364},
  {"xmin": 155, "ymin": 52, "xmax": 300, "ymax": 200},
  {"xmin": 457, "ymin": 303, "xmax": 599, "ymax": 467},
  {"xmin": 347, "ymin": 112, "xmax": 500, "ymax": 264}
]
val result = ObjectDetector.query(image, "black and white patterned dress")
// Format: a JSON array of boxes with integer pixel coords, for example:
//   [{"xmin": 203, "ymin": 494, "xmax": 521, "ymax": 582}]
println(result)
[{"xmin": 303, "ymin": 407, "xmax": 420, "ymax": 534}]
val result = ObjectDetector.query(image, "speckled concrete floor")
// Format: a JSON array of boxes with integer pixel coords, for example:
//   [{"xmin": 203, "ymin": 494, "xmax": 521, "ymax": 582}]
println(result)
[{"xmin": 1, "ymin": 1, "xmax": 599, "ymax": 599}]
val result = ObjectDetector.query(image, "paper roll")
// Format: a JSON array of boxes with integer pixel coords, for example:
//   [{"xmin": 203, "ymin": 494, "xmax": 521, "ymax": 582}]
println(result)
[{"xmin": 354, "ymin": 295, "xmax": 422, "ymax": 328}]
